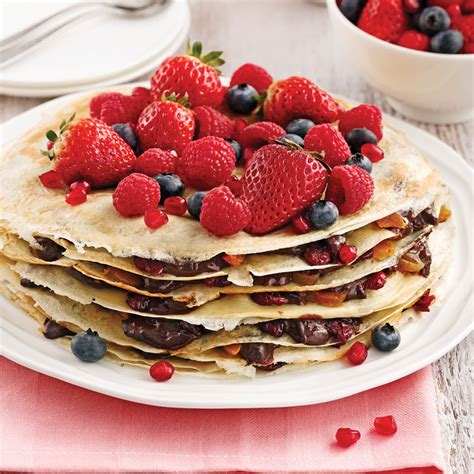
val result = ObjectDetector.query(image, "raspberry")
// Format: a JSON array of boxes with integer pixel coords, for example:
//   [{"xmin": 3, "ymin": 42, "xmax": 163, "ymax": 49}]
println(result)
[
  {"xmin": 90, "ymin": 92, "xmax": 138, "ymax": 125},
  {"xmin": 397, "ymin": 30, "xmax": 430, "ymax": 51},
  {"xmin": 232, "ymin": 118, "xmax": 248, "ymax": 140},
  {"xmin": 361, "ymin": 143, "xmax": 384, "ymax": 163},
  {"xmin": 164, "ymin": 196, "xmax": 187, "ymax": 216},
  {"xmin": 338, "ymin": 104, "xmax": 383, "ymax": 141},
  {"xmin": 179, "ymin": 136, "xmax": 235, "ymax": 190},
  {"xmin": 452, "ymin": 14, "xmax": 474, "ymax": 43},
  {"xmin": 238, "ymin": 122, "xmax": 286, "ymax": 149},
  {"xmin": 229, "ymin": 63, "xmax": 273, "ymax": 93},
  {"xmin": 113, "ymin": 173, "xmax": 161, "ymax": 217},
  {"xmin": 200, "ymin": 186, "xmax": 251, "ymax": 236},
  {"xmin": 134, "ymin": 148, "xmax": 177, "ymax": 176},
  {"xmin": 144, "ymin": 209, "xmax": 169, "ymax": 229},
  {"xmin": 224, "ymin": 175, "xmax": 243, "ymax": 196},
  {"xmin": 39, "ymin": 170, "xmax": 63, "ymax": 189},
  {"xmin": 446, "ymin": 4, "xmax": 462, "ymax": 17},
  {"xmin": 346, "ymin": 341, "xmax": 368, "ymax": 365},
  {"xmin": 194, "ymin": 106, "xmax": 234, "ymax": 139},
  {"xmin": 304, "ymin": 124, "xmax": 351, "ymax": 168},
  {"xmin": 326, "ymin": 165, "xmax": 375, "ymax": 216},
  {"xmin": 131, "ymin": 86, "xmax": 152, "ymax": 114},
  {"xmin": 243, "ymin": 147, "xmax": 256, "ymax": 163}
]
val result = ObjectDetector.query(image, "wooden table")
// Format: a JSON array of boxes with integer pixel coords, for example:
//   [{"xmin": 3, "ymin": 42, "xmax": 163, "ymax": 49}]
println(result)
[{"xmin": 0, "ymin": 1, "xmax": 471, "ymax": 471}]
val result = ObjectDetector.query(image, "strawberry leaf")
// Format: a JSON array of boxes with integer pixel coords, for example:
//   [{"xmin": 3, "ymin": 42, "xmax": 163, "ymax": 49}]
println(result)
[{"xmin": 46, "ymin": 130, "xmax": 58, "ymax": 142}]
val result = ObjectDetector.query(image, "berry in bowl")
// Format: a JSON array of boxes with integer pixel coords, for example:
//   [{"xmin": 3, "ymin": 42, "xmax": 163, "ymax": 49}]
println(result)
[{"xmin": 328, "ymin": 0, "xmax": 474, "ymax": 123}]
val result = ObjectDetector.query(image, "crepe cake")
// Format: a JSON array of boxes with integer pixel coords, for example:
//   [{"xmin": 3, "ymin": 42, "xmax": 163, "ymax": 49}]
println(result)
[{"xmin": 0, "ymin": 43, "xmax": 454, "ymax": 380}]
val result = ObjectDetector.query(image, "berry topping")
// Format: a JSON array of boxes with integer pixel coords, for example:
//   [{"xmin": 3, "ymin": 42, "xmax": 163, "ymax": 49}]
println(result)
[
  {"xmin": 144, "ymin": 209, "xmax": 169, "ymax": 229},
  {"xmin": 149, "ymin": 360, "xmax": 175, "ymax": 382},
  {"xmin": 111, "ymin": 123, "xmax": 139, "ymax": 153},
  {"xmin": 134, "ymin": 148, "xmax": 177, "ymax": 176},
  {"xmin": 137, "ymin": 95, "xmax": 195, "ymax": 154},
  {"xmin": 338, "ymin": 104, "xmax": 383, "ymax": 142},
  {"xmin": 224, "ymin": 138, "xmax": 243, "ymax": 162},
  {"xmin": 307, "ymin": 200, "xmax": 339, "ymax": 229},
  {"xmin": 39, "ymin": 170, "xmax": 63, "ymax": 189},
  {"xmin": 200, "ymin": 186, "xmax": 251, "ymax": 236},
  {"xmin": 89, "ymin": 92, "xmax": 139, "ymax": 125},
  {"xmin": 239, "ymin": 121, "xmax": 286, "ymax": 149},
  {"xmin": 413, "ymin": 289, "xmax": 436, "ymax": 311},
  {"xmin": 346, "ymin": 341, "xmax": 368, "ymax": 365},
  {"xmin": 131, "ymin": 86, "xmax": 153, "ymax": 112},
  {"xmin": 339, "ymin": 0, "xmax": 367, "ymax": 22},
  {"xmin": 303, "ymin": 246, "xmax": 331, "ymax": 266},
  {"xmin": 153, "ymin": 174, "xmax": 185, "ymax": 203},
  {"xmin": 346, "ymin": 152, "xmax": 373, "ymax": 174},
  {"xmin": 65, "ymin": 187, "xmax": 87, "ymax": 206},
  {"xmin": 230, "ymin": 63, "xmax": 273, "ymax": 93},
  {"xmin": 113, "ymin": 173, "xmax": 161, "ymax": 217},
  {"xmin": 51, "ymin": 117, "xmax": 136, "ymax": 188},
  {"xmin": 451, "ymin": 14, "xmax": 474, "ymax": 44},
  {"xmin": 304, "ymin": 124, "xmax": 352, "ymax": 168},
  {"xmin": 291, "ymin": 215, "xmax": 311, "ymax": 234},
  {"xmin": 70, "ymin": 181, "xmax": 91, "ymax": 194},
  {"xmin": 133, "ymin": 256, "xmax": 164, "ymax": 275},
  {"xmin": 164, "ymin": 196, "xmax": 187, "ymax": 216},
  {"xmin": 285, "ymin": 118, "xmax": 315, "ymax": 138},
  {"xmin": 419, "ymin": 6, "xmax": 451, "ymax": 35},
  {"xmin": 264, "ymin": 76, "xmax": 339, "ymax": 126},
  {"xmin": 150, "ymin": 40, "xmax": 225, "ymax": 107},
  {"xmin": 397, "ymin": 29, "xmax": 431, "ymax": 51},
  {"xmin": 357, "ymin": 0, "xmax": 408, "ymax": 42},
  {"xmin": 339, "ymin": 244, "xmax": 358, "ymax": 264},
  {"xmin": 374, "ymin": 415, "xmax": 398, "ymax": 435},
  {"xmin": 280, "ymin": 133, "xmax": 304, "ymax": 146},
  {"xmin": 403, "ymin": 0, "xmax": 421, "ymax": 14},
  {"xmin": 335, "ymin": 428, "xmax": 361, "ymax": 448},
  {"xmin": 193, "ymin": 105, "xmax": 234, "ymax": 139},
  {"xmin": 326, "ymin": 165, "xmax": 375, "ymax": 216},
  {"xmin": 227, "ymin": 84, "xmax": 259, "ymax": 115},
  {"xmin": 232, "ymin": 118, "xmax": 248, "ymax": 140},
  {"xmin": 224, "ymin": 175, "xmax": 243, "ymax": 196},
  {"xmin": 431, "ymin": 29, "xmax": 464, "ymax": 52},
  {"xmin": 187, "ymin": 191, "xmax": 207, "ymax": 220},
  {"xmin": 371, "ymin": 323, "xmax": 401, "ymax": 351},
  {"xmin": 179, "ymin": 136, "xmax": 235, "ymax": 190},
  {"xmin": 71, "ymin": 329, "xmax": 107, "ymax": 363},
  {"xmin": 365, "ymin": 271, "xmax": 388, "ymax": 290},
  {"xmin": 361, "ymin": 143, "xmax": 384, "ymax": 163},
  {"xmin": 242, "ymin": 144, "xmax": 328, "ymax": 234}
]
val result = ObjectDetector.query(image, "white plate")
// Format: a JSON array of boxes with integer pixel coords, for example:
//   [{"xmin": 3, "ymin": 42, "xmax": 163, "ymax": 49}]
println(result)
[
  {"xmin": 0, "ymin": 85, "xmax": 472, "ymax": 408},
  {"xmin": 0, "ymin": 0, "xmax": 190, "ymax": 97}
]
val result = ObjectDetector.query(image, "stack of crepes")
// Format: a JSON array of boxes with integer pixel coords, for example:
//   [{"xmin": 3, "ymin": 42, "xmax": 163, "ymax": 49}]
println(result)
[{"xmin": 0, "ymin": 94, "xmax": 453, "ymax": 378}]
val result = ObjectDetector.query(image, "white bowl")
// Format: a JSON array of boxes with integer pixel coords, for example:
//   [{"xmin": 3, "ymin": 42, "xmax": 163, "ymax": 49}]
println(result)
[{"xmin": 327, "ymin": 0, "xmax": 474, "ymax": 124}]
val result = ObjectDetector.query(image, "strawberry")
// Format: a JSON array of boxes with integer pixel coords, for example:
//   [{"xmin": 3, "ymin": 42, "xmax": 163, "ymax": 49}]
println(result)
[
  {"xmin": 150, "ymin": 40, "xmax": 225, "ymax": 107},
  {"xmin": 263, "ymin": 76, "xmax": 339, "ymax": 126},
  {"xmin": 193, "ymin": 106, "xmax": 234, "ymax": 139},
  {"xmin": 357, "ymin": 0, "xmax": 408, "ymax": 43},
  {"xmin": 338, "ymin": 104, "xmax": 384, "ymax": 141},
  {"xmin": 452, "ymin": 14, "xmax": 474, "ymax": 43},
  {"xmin": 230, "ymin": 63, "xmax": 273, "ymax": 93},
  {"xmin": 304, "ymin": 124, "xmax": 351, "ymax": 168},
  {"xmin": 241, "ymin": 144, "xmax": 328, "ymax": 234},
  {"xmin": 136, "ymin": 94, "xmax": 195, "ymax": 154},
  {"xmin": 238, "ymin": 122, "xmax": 286, "ymax": 148},
  {"xmin": 45, "ymin": 115, "xmax": 136, "ymax": 188}
]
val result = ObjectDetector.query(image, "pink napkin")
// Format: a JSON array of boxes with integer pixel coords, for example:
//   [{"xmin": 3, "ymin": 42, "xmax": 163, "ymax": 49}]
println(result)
[{"xmin": 0, "ymin": 356, "xmax": 445, "ymax": 473}]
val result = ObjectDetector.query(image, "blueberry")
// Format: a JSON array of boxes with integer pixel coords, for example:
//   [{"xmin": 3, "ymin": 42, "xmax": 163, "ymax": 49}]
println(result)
[
  {"xmin": 307, "ymin": 200, "xmax": 339, "ymax": 229},
  {"xmin": 225, "ymin": 138, "xmax": 243, "ymax": 163},
  {"xmin": 112, "ymin": 123, "xmax": 139, "ymax": 153},
  {"xmin": 431, "ymin": 30, "xmax": 464, "ymax": 54},
  {"xmin": 227, "ymin": 84, "xmax": 258, "ymax": 114},
  {"xmin": 285, "ymin": 118, "xmax": 315, "ymax": 138},
  {"xmin": 418, "ymin": 6, "xmax": 450, "ymax": 36},
  {"xmin": 344, "ymin": 127, "xmax": 378, "ymax": 153},
  {"xmin": 371, "ymin": 323, "xmax": 401, "ymax": 352},
  {"xmin": 346, "ymin": 152, "xmax": 373, "ymax": 173},
  {"xmin": 188, "ymin": 191, "xmax": 207, "ymax": 220},
  {"xmin": 153, "ymin": 174, "xmax": 184, "ymax": 203},
  {"xmin": 339, "ymin": 0, "xmax": 366, "ymax": 23},
  {"xmin": 280, "ymin": 133, "xmax": 304, "ymax": 147},
  {"xmin": 71, "ymin": 329, "xmax": 107, "ymax": 362}
]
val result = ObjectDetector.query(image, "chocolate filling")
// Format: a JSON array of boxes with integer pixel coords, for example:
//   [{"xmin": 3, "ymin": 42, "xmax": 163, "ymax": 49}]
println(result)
[
  {"xmin": 30, "ymin": 237, "xmax": 65, "ymax": 262},
  {"xmin": 239, "ymin": 343, "xmax": 275, "ymax": 366},
  {"xmin": 122, "ymin": 315, "xmax": 204, "ymax": 350},
  {"xmin": 125, "ymin": 293, "xmax": 193, "ymax": 315},
  {"xmin": 43, "ymin": 319, "xmax": 75, "ymax": 339},
  {"xmin": 20, "ymin": 278, "xmax": 39, "ymax": 288},
  {"xmin": 65, "ymin": 267, "xmax": 108, "ymax": 289},
  {"xmin": 400, "ymin": 237, "xmax": 432, "ymax": 277},
  {"xmin": 142, "ymin": 277, "xmax": 185, "ymax": 294}
]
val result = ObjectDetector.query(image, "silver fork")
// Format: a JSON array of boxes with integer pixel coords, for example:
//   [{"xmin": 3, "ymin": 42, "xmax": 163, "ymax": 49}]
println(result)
[{"xmin": 0, "ymin": 0, "xmax": 170, "ymax": 68}]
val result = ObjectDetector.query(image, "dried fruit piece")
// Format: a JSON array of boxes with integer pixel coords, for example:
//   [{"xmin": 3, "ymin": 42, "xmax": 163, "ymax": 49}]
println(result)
[
  {"xmin": 438, "ymin": 205, "xmax": 452, "ymax": 223},
  {"xmin": 292, "ymin": 272, "xmax": 320, "ymax": 286},
  {"xmin": 398, "ymin": 253, "xmax": 425, "ymax": 273},
  {"xmin": 372, "ymin": 240, "xmax": 395, "ymax": 260},
  {"xmin": 222, "ymin": 343, "xmax": 241, "ymax": 356},
  {"xmin": 377, "ymin": 212, "xmax": 408, "ymax": 229},
  {"xmin": 309, "ymin": 291, "xmax": 347, "ymax": 307},
  {"xmin": 103, "ymin": 266, "xmax": 142, "ymax": 287},
  {"xmin": 223, "ymin": 254, "xmax": 246, "ymax": 266}
]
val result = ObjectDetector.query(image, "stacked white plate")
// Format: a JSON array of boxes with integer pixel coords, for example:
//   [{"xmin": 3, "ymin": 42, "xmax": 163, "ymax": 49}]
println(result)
[{"xmin": 0, "ymin": 0, "xmax": 190, "ymax": 97}]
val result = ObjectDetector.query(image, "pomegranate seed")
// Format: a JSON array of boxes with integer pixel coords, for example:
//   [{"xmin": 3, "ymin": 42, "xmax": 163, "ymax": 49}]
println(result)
[
  {"xmin": 346, "ymin": 341, "xmax": 368, "ymax": 365},
  {"xmin": 365, "ymin": 271, "xmax": 388, "ymax": 290},
  {"xmin": 65, "ymin": 188, "xmax": 87, "ymax": 206},
  {"xmin": 70, "ymin": 181, "xmax": 91, "ymax": 194},
  {"xmin": 149, "ymin": 360, "xmax": 175, "ymax": 382},
  {"xmin": 304, "ymin": 247, "xmax": 331, "ymax": 266},
  {"xmin": 291, "ymin": 216, "xmax": 311, "ymax": 234},
  {"xmin": 39, "ymin": 170, "xmax": 63, "ymax": 189},
  {"xmin": 144, "ymin": 209, "xmax": 169, "ymax": 229},
  {"xmin": 133, "ymin": 257, "xmax": 165, "ymax": 276},
  {"xmin": 413, "ymin": 289, "xmax": 436, "ymax": 312},
  {"xmin": 335, "ymin": 428, "xmax": 361, "ymax": 448},
  {"xmin": 446, "ymin": 4, "xmax": 462, "ymax": 17},
  {"xmin": 47, "ymin": 141, "xmax": 55, "ymax": 150},
  {"xmin": 361, "ymin": 143, "xmax": 384, "ymax": 163},
  {"xmin": 374, "ymin": 415, "xmax": 398, "ymax": 435},
  {"xmin": 339, "ymin": 244, "xmax": 357, "ymax": 264},
  {"xmin": 403, "ymin": 0, "xmax": 420, "ymax": 13},
  {"xmin": 164, "ymin": 196, "xmax": 187, "ymax": 216}
]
